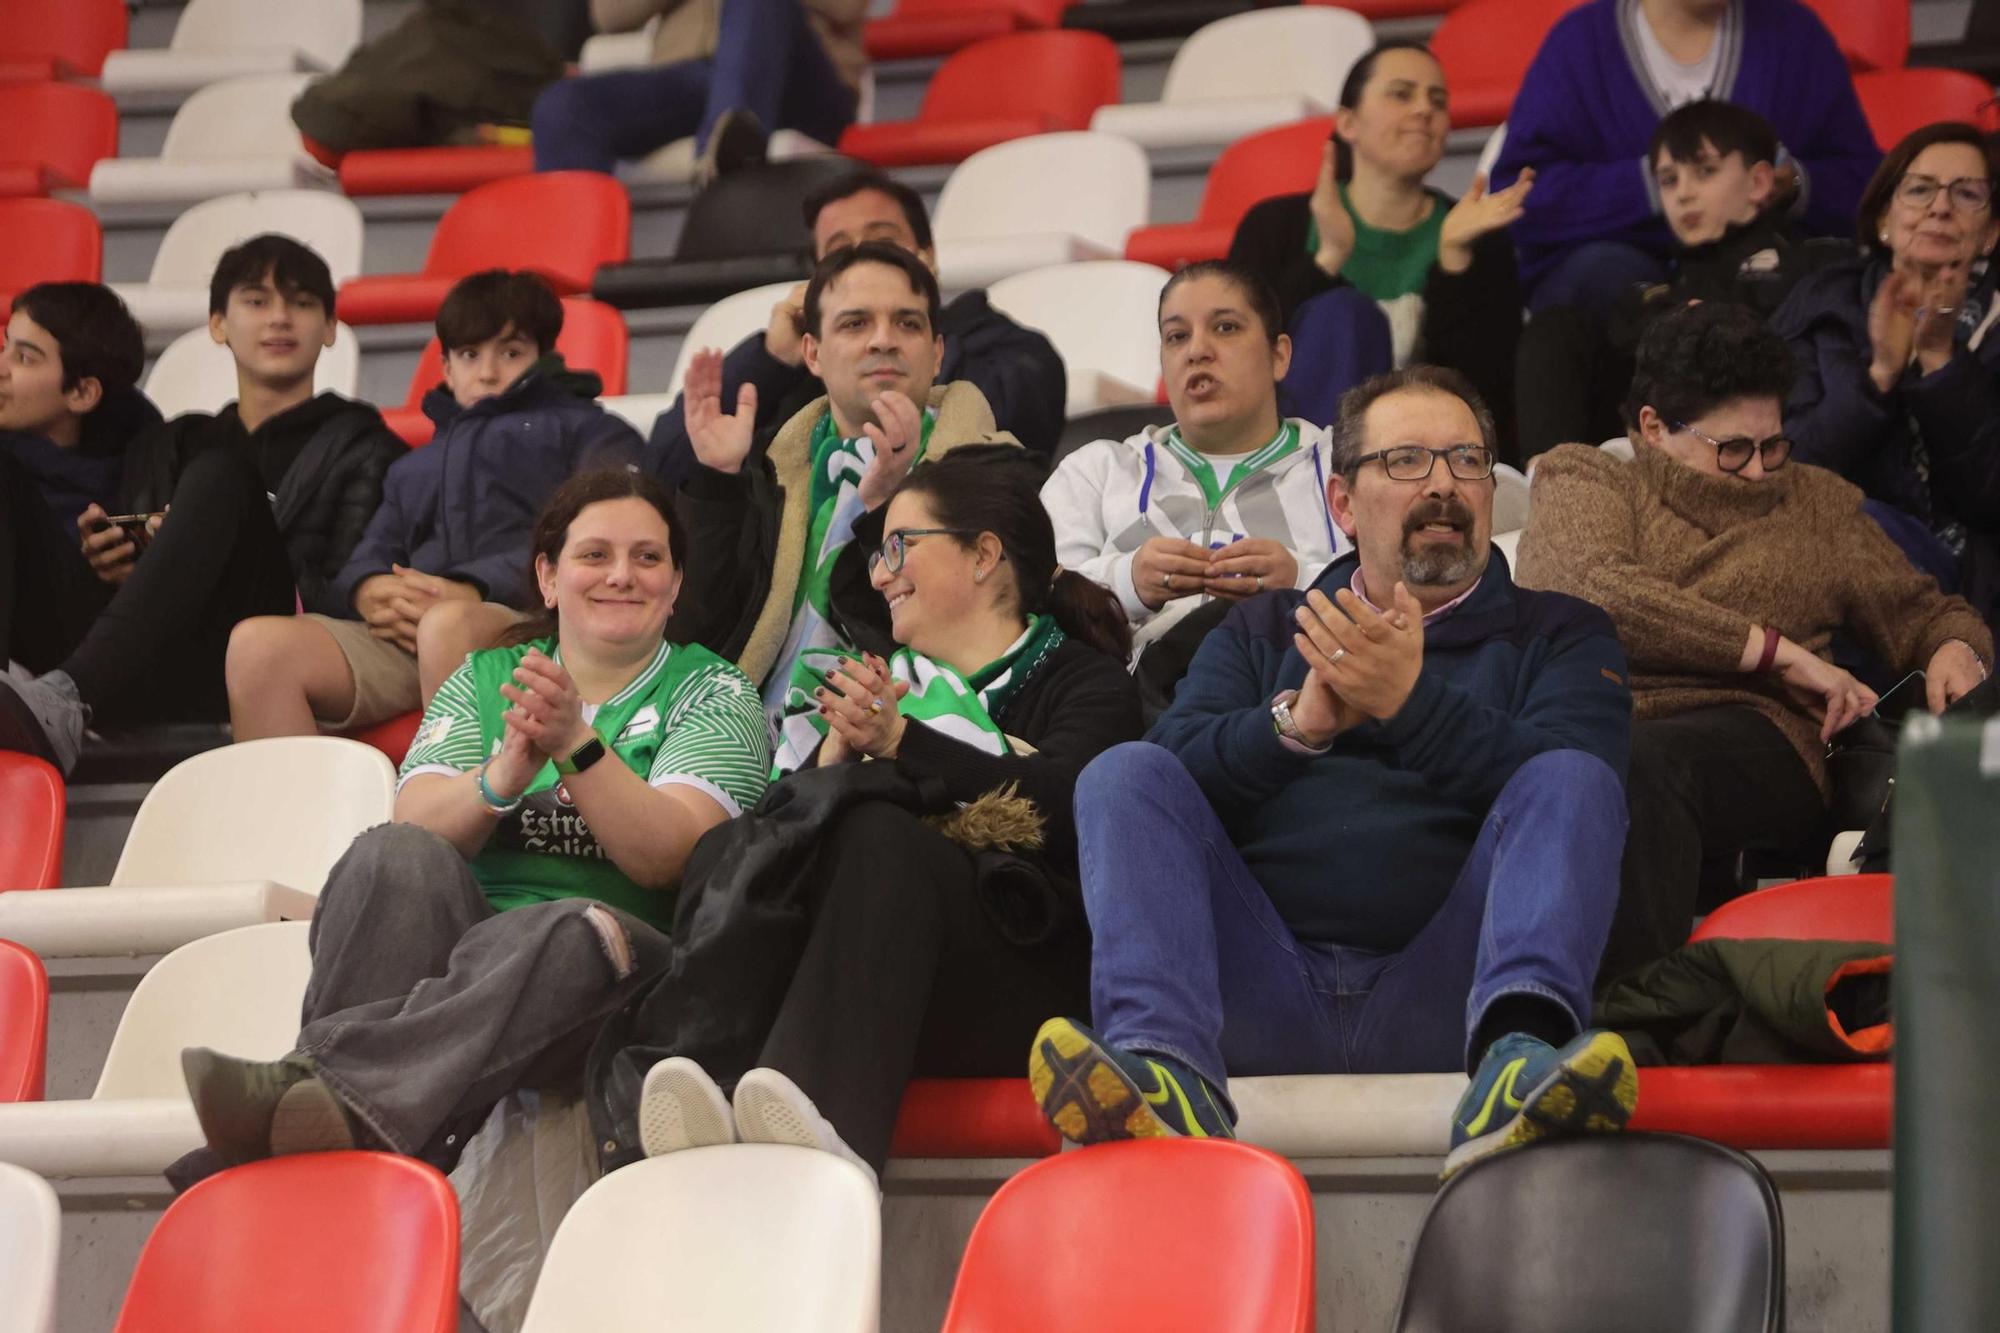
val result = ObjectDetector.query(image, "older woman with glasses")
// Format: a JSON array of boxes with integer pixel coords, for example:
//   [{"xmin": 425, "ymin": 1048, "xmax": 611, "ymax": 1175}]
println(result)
[
  {"xmin": 1773, "ymin": 122, "xmax": 2000, "ymax": 624},
  {"xmin": 1517, "ymin": 302, "xmax": 1991, "ymax": 980}
]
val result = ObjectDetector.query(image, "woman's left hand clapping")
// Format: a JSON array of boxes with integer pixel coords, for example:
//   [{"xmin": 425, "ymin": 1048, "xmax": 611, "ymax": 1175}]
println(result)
[
  {"xmin": 818, "ymin": 652, "xmax": 911, "ymax": 759},
  {"xmin": 499, "ymin": 648, "xmax": 592, "ymax": 762}
]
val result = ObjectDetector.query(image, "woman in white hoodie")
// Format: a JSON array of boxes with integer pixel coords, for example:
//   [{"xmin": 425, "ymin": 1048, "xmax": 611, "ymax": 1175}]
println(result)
[{"xmin": 1041, "ymin": 260, "xmax": 1349, "ymax": 655}]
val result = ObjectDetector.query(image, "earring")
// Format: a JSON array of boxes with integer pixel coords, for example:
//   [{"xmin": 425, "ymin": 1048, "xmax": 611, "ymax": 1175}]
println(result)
[
  {"xmin": 1879, "ymin": 231, "xmax": 1890, "ymax": 244},
  {"xmin": 975, "ymin": 568, "xmax": 987, "ymax": 583}
]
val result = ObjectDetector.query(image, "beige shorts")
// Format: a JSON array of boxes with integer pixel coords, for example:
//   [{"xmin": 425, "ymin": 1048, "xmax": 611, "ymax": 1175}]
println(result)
[{"xmin": 307, "ymin": 613, "xmax": 421, "ymax": 730}]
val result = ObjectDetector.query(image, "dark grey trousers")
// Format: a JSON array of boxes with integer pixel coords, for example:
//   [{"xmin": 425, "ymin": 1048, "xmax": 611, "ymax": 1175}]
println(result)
[{"xmin": 297, "ymin": 823, "xmax": 673, "ymax": 1160}]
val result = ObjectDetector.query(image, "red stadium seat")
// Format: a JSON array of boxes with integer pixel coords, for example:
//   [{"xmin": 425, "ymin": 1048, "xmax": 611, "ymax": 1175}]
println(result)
[
  {"xmin": 1801, "ymin": 0, "xmax": 1911, "ymax": 72},
  {"xmin": 115, "ymin": 1153, "xmax": 459, "ymax": 1333},
  {"xmin": 891, "ymin": 1078, "xmax": 1060, "ymax": 1158},
  {"xmin": 346, "ymin": 710, "xmax": 423, "ymax": 767},
  {"xmin": 385, "ymin": 296, "xmax": 631, "ymax": 446},
  {"xmin": 0, "ymin": 754, "xmax": 64, "ymax": 891},
  {"xmin": 336, "ymin": 144, "xmax": 538, "ymax": 198},
  {"xmin": 1125, "ymin": 117, "xmax": 1332, "ymax": 270},
  {"xmin": 866, "ymin": 0, "xmax": 1074, "ymax": 61},
  {"xmin": 839, "ymin": 31, "xmax": 1121, "ymax": 167},
  {"xmin": 0, "ymin": 199, "xmax": 101, "ymax": 317},
  {"xmin": 941, "ymin": 1138, "xmax": 1314, "ymax": 1333},
  {"xmin": 1856, "ymin": 68, "xmax": 1999, "ymax": 151},
  {"xmin": 0, "ymin": 941, "xmax": 48, "ymax": 1102},
  {"xmin": 338, "ymin": 172, "xmax": 631, "ymax": 327},
  {"xmin": 0, "ymin": 83, "xmax": 119, "ymax": 198},
  {"xmin": 1630, "ymin": 1063, "xmax": 1890, "ymax": 1148},
  {"xmin": 1429, "ymin": 0, "xmax": 1590, "ymax": 129},
  {"xmin": 1691, "ymin": 872, "xmax": 1893, "ymax": 945},
  {"xmin": 1305, "ymin": 0, "xmax": 1473, "ymax": 19},
  {"xmin": 0, "ymin": 0, "xmax": 127, "ymax": 82}
]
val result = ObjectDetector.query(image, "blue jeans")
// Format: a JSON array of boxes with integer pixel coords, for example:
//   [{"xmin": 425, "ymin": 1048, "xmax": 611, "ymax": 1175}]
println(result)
[
  {"xmin": 1526, "ymin": 240, "xmax": 1669, "ymax": 318},
  {"xmin": 1278, "ymin": 286, "xmax": 1394, "ymax": 427},
  {"xmin": 531, "ymin": 0, "xmax": 856, "ymax": 172},
  {"xmin": 1075, "ymin": 743, "xmax": 1626, "ymax": 1108}
]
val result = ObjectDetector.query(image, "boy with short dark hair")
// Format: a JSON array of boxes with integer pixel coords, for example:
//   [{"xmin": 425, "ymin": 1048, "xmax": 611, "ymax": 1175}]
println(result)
[
  {"xmin": 0, "ymin": 282, "xmax": 161, "ymax": 674},
  {"xmin": 1515, "ymin": 100, "xmax": 1842, "ymax": 461},
  {"xmin": 225, "ymin": 269, "xmax": 644, "ymax": 739},
  {"xmin": 0, "ymin": 235, "xmax": 405, "ymax": 772}
]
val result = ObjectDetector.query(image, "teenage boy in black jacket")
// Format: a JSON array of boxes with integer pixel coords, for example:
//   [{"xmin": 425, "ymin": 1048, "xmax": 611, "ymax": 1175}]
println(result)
[{"xmin": 0, "ymin": 235, "xmax": 403, "ymax": 772}]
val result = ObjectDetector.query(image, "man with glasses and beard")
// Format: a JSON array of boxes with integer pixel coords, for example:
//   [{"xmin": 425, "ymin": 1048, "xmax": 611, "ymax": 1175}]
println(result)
[
  {"xmin": 1029, "ymin": 365, "xmax": 1641, "ymax": 1181},
  {"xmin": 1517, "ymin": 301, "xmax": 1990, "ymax": 980}
]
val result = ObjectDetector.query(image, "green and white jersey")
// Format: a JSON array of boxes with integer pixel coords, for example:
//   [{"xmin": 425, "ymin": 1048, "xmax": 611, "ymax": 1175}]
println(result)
[{"xmin": 399, "ymin": 636, "xmax": 770, "ymax": 929}]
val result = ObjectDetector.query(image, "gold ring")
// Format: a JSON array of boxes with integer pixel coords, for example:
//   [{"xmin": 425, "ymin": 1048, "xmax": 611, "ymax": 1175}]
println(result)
[{"xmin": 868, "ymin": 698, "xmax": 884, "ymax": 715}]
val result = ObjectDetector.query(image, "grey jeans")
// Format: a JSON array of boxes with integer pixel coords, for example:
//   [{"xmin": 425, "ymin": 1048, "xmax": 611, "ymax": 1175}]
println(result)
[{"xmin": 296, "ymin": 823, "xmax": 673, "ymax": 1161}]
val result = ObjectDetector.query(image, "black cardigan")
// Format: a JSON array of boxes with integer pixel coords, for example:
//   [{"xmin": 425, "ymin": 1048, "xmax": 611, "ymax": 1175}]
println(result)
[{"xmin": 1228, "ymin": 191, "xmax": 1522, "ymax": 435}]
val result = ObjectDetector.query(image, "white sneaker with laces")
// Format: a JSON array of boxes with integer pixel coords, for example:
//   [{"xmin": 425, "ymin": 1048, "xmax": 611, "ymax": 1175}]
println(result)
[
  {"xmin": 731, "ymin": 1066, "xmax": 877, "ymax": 1189},
  {"xmin": 637, "ymin": 1057, "xmax": 735, "ymax": 1157}
]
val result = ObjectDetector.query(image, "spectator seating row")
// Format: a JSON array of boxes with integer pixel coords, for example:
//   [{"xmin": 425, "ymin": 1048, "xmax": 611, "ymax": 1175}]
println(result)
[
  {"xmin": 89, "ymin": 73, "xmax": 332, "ymax": 207},
  {"xmin": 0, "ymin": 0, "xmax": 125, "ymax": 84},
  {"xmin": 99, "ymin": 0, "xmax": 359, "ymax": 101},
  {"xmin": 0, "ymin": 83, "xmax": 118, "ymax": 200}
]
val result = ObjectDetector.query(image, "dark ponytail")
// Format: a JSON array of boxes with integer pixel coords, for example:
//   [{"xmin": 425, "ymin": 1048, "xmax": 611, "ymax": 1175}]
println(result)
[
  {"xmin": 1333, "ymin": 39, "xmax": 1436, "ymax": 183},
  {"xmin": 892, "ymin": 445, "xmax": 1134, "ymax": 664}
]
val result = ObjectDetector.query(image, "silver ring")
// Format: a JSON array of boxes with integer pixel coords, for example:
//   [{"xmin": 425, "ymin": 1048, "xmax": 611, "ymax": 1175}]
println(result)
[
  {"xmin": 1329, "ymin": 648, "xmax": 1347, "ymax": 666},
  {"xmin": 1253, "ymin": 575, "xmax": 1263, "ymax": 592},
  {"xmin": 868, "ymin": 698, "xmax": 884, "ymax": 716},
  {"xmin": 1161, "ymin": 572, "xmax": 1172, "ymax": 588}
]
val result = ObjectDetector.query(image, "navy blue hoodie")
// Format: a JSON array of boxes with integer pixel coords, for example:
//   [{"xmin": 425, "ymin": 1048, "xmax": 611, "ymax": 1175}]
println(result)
[
  {"xmin": 1148, "ymin": 549, "xmax": 1631, "ymax": 950},
  {"xmin": 0, "ymin": 387, "xmax": 162, "ymax": 531}
]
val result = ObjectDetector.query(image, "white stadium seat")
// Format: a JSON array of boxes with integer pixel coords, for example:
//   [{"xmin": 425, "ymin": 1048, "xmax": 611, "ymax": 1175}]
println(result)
[
  {"xmin": 1492, "ymin": 461, "xmax": 1531, "ymax": 534},
  {"xmin": 665, "ymin": 281, "xmax": 803, "ymax": 403},
  {"xmin": 0, "ymin": 923, "xmax": 311, "ymax": 1179},
  {"xmin": 600, "ymin": 393, "xmax": 678, "ymax": 438},
  {"xmin": 1089, "ymin": 7, "xmax": 1372, "ymax": 151},
  {"xmin": 521, "ymin": 1145, "xmax": 880, "ymax": 1333},
  {"xmin": 578, "ymin": 17, "xmax": 661, "ymax": 73},
  {"xmin": 100, "ymin": 0, "xmax": 361, "ymax": 98},
  {"xmin": 89, "ymin": 74, "xmax": 334, "ymax": 207},
  {"xmin": 0, "ymin": 739, "xmax": 393, "ymax": 960},
  {"xmin": 1492, "ymin": 528, "xmax": 1522, "ymax": 566},
  {"xmin": 933, "ymin": 132, "xmax": 1150, "ymax": 291},
  {"xmin": 144, "ymin": 319, "xmax": 361, "ymax": 420},
  {"xmin": 988, "ymin": 260, "xmax": 1171, "ymax": 417},
  {"xmin": 0, "ymin": 1162, "xmax": 59, "ymax": 1333},
  {"xmin": 1601, "ymin": 435, "xmax": 1637, "ymax": 461},
  {"xmin": 111, "ymin": 191, "xmax": 365, "ymax": 341}
]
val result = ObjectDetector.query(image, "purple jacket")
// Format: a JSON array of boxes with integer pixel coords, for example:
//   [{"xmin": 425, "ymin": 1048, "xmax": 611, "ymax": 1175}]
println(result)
[{"xmin": 1492, "ymin": 0, "xmax": 1880, "ymax": 288}]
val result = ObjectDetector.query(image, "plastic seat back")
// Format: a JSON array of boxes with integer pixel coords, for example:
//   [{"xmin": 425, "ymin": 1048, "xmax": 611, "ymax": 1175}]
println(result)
[
  {"xmin": 1856, "ymin": 69, "xmax": 1998, "ymax": 151},
  {"xmin": 144, "ymin": 319, "xmax": 361, "ymax": 419},
  {"xmin": 935, "ymin": 132, "xmax": 1149, "ymax": 250},
  {"xmin": 116, "ymin": 1152, "xmax": 458, "ymax": 1333},
  {"xmin": 667, "ymin": 281, "xmax": 805, "ymax": 401},
  {"xmin": 1800, "ymin": 0, "xmax": 1910, "ymax": 71},
  {"xmin": 1691, "ymin": 873, "xmax": 1893, "ymax": 945},
  {"xmin": 1491, "ymin": 461, "xmax": 1530, "ymax": 533},
  {"xmin": 389, "ymin": 297, "xmax": 629, "ymax": 444},
  {"xmin": 0, "ymin": 200, "xmax": 103, "ymax": 308},
  {"xmin": 521, "ymin": 1145, "xmax": 880, "ymax": 1332},
  {"xmin": 923, "ymin": 31, "xmax": 1122, "ymax": 130},
  {"xmin": 1430, "ymin": 0, "xmax": 1589, "ymax": 128},
  {"xmin": 0, "ymin": 0, "xmax": 127, "ymax": 78},
  {"xmin": 1198, "ymin": 117, "xmax": 1336, "ymax": 228},
  {"xmin": 0, "ymin": 83, "xmax": 119, "ymax": 192},
  {"xmin": 989, "ymin": 260, "xmax": 1170, "ymax": 403},
  {"xmin": 1158, "ymin": 7, "xmax": 1372, "ymax": 106},
  {"xmin": 1393, "ymin": 1134, "xmax": 1783, "ymax": 1332},
  {"xmin": 146, "ymin": 191, "xmax": 363, "ymax": 289},
  {"xmin": 673, "ymin": 156, "xmax": 861, "ymax": 262},
  {"xmin": 167, "ymin": 0, "xmax": 361, "ymax": 71},
  {"xmin": 0, "ymin": 1162, "xmax": 59, "ymax": 1333},
  {"xmin": 0, "ymin": 941, "xmax": 49, "ymax": 1103},
  {"xmin": 156, "ymin": 74, "xmax": 318, "ymax": 163},
  {"xmin": 942, "ymin": 1139, "xmax": 1314, "ymax": 1333},
  {"xmin": 424, "ymin": 172, "xmax": 631, "ymax": 292},
  {"xmin": 109, "ymin": 737, "xmax": 393, "ymax": 892},
  {"xmin": 0, "ymin": 754, "xmax": 65, "ymax": 890},
  {"xmin": 600, "ymin": 393, "xmax": 678, "ymax": 437},
  {"xmin": 93, "ymin": 921, "xmax": 311, "ymax": 1099}
]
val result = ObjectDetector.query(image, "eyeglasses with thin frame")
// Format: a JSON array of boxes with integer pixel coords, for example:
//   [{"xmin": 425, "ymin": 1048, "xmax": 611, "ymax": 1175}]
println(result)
[
  {"xmin": 1894, "ymin": 174, "xmax": 1995, "ymax": 214},
  {"xmin": 869, "ymin": 527, "xmax": 981, "ymax": 574},
  {"xmin": 1351, "ymin": 444, "xmax": 1497, "ymax": 482},
  {"xmin": 1672, "ymin": 420, "xmax": 1793, "ymax": 474}
]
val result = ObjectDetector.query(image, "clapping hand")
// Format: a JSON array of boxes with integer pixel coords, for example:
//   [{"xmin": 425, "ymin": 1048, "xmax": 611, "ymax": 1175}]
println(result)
[
  {"xmin": 1289, "ymin": 583, "xmax": 1425, "ymax": 742},
  {"xmin": 1439, "ymin": 170, "xmax": 1534, "ymax": 274},
  {"xmin": 856, "ymin": 391, "xmax": 926, "ymax": 511},
  {"xmin": 685, "ymin": 348, "xmax": 758, "ymax": 475},
  {"xmin": 815, "ymin": 652, "xmax": 910, "ymax": 759},
  {"xmin": 498, "ymin": 648, "xmax": 591, "ymax": 762}
]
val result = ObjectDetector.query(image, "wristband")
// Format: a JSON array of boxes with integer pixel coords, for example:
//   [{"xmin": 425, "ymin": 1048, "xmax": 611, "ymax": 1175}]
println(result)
[
  {"xmin": 1755, "ymin": 626, "xmax": 1781, "ymax": 674},
  {"xmin": 476, "ymin": 763, "xmax": 523, "ymax": 815}
]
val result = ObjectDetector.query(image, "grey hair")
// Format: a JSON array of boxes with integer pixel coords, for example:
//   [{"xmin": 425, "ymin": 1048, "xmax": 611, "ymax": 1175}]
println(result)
[{"xmin": 1330, "ymin": 364, "xmax": 1499, "ymax": 478}]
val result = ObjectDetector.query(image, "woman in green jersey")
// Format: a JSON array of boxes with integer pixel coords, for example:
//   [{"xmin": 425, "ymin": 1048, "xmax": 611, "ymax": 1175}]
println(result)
[{"xmin": 176, "ymin": 469, "xmax": 771, "ymax": 1169}]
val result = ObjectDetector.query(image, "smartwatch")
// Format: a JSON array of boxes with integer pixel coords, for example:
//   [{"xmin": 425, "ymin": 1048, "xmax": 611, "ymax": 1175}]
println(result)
[{"xmin": 555, "ymin": 736, "xmax": 607, "ymax": 776}]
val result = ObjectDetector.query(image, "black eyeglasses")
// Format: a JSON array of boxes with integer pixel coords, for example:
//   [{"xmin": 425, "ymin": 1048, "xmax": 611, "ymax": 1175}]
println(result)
[
  {"xmin": 1895, "ymin": 173, "xmax": 1995, "ymax": 214},
  {"xmin": 869, "ymin": 527, "xmax": 981, "ymax": 574},
  {"xmin": 1673, "ymin": 421, "xmax": 1793, "ymax": 473},
  {"xmin": 1352, "ymin": 444, "xmax": 1496, "ymax": 482}
]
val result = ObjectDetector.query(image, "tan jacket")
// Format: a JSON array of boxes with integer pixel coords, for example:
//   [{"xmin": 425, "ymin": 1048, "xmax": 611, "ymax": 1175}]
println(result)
[
  {"xmin": 590, "ymin": 0, "xmax": 870, "ymax": 92},
  {"xmin": 1516, "ymin": 443, "xmax": 1994, "ymax": 793},
  {"xmin": 736, "ymin": 380, "xmax": 1019, "ymax": 687}
]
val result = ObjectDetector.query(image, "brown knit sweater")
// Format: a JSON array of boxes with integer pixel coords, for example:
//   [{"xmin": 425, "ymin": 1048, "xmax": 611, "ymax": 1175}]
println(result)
[{"xmin": 1515, "ymin": 443, "xmax": 1994, "ymax": 793}]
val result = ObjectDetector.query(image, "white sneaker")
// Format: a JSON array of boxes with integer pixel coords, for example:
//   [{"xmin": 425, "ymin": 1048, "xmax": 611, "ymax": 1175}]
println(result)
[
  {"xmin": 637, "ymin": 1057, "xmax": 735, "ymax": 1157},
  {"xmin": 731, "ymin": 1067, "xmax": 877, "ymax": 1188}
]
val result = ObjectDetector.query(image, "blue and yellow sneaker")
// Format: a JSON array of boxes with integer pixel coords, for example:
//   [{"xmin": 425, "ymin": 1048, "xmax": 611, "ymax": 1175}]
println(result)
[
  {"xmin": 1444, "ymin": 1029, "xmax": 1638, "ymax": 1180},
  {"xmin": 1029, "ymin": 1017, "xmax": 1235, "ymax": 1145}
]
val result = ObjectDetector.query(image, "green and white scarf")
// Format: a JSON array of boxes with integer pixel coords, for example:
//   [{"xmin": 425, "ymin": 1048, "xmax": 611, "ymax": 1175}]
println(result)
[
  {"xmin": 1158, "ymin": 420, "xmax": 1301, "ymax": 511},
  {"xmin": 773, "ymin": 614, "xmax": 1066, "ymax": 775}
]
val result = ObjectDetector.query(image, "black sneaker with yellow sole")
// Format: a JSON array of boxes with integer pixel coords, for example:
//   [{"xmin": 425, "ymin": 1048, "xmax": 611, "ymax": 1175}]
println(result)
[{"xmin": 1029, "ymin": 1016, "xmax": 1235, "ymax": 1145}]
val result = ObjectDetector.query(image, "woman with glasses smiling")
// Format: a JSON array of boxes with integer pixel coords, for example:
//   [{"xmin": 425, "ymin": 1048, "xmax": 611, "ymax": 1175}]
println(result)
[
  {"xmin": 1774, "ymin": 122, "xmax": 2000, "ymax": 624},
  {"xmin": 1518, "ymin": 303, "xmax": 1991, "ymax": 980}
]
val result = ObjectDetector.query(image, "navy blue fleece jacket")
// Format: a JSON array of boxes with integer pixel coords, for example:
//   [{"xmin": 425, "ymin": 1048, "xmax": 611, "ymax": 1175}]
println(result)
[{"xmin": 1147, "ymin": 550, "xmax": 1632, "ymax": 950}]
